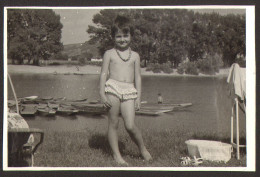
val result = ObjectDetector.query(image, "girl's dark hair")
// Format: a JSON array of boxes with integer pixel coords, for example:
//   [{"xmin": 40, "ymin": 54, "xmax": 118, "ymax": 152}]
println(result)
[{"xmin": 111, "ymin": 15, "xmax": 134, "ymax": 38}]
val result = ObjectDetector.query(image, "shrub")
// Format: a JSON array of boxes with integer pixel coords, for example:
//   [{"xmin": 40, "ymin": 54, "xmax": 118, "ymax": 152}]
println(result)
[
  {"xmin": 81, "ymin": 52, "xmax": 93, "ymax": 61},
  {"xmin": 161, "ymin": 63, "xmax": 173, "ymax": 74},
  {"xmin": 177, "ymin": 65, "xmax": 185, "ymax": 74},
  {"xmin": 196, "ymin": 59, "xmax": 215, "ymax": 75},
  {"xmin": 145, "ymin": 63, "xmax": 154, "ymax": 72},
  {"xmin": 211, "ymin": 53, "xmax": 224, "ymax": 72},
  {"xmin": 140, "ymin": 60, "xmax": 146, "ymax": 68},
  {"xmin": 162, "ymin": 67, "xmax": 173, "ymax": 74},
  {"xmin": 152, "ymin": 68, "xmax": 161, "ymax": 73},
  {"xmin": 185, "ymin": 62, "xmax": 198, "ymax": 75},
  {"xmin": 85, "ymin": 61, "xmax": 103, "ymax": 66},
  {"xmin": 152, "ymin": 63, "xmax": 162, "ymax": 73},
  {"xmin": 48, "ymin": 62, "xmax": 61, "ymax": 66},
  {"xmin": 72, "ymin": 56, "xmax": 79, "ymax": 61},
  {"xmin": 78, "ymin": 57, "xmax": 86, "ymax": 65},
  {"xmin": 196, "ymin": 54, "xmax": 223, "ymax": 75},
  {"xmin": 146, "ymin": 63, "xmax": 160, "ymax": 72}
]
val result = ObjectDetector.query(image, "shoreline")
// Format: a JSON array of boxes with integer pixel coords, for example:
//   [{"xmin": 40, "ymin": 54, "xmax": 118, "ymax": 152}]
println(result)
[{"xmin": 7, "ymin": 64, "xmax": 229, "ymax": 77}]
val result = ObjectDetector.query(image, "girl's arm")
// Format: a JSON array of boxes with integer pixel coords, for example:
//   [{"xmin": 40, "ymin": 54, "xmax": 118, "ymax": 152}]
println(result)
[
  {"xmin": 134, "ymin": 54, "xmax": 141, "ymax": 110},
  {"xmin": 100, "ymin": 51, "xmax": 111, "ymax": 108}
]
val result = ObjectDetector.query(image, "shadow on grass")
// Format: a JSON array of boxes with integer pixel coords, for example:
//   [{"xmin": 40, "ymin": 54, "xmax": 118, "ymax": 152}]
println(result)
[
  {"xmin": 179, "ymin": 146, "xmax": 190, "ymax": 157},
  {"xmin": 88, "ymin": 134, "xmax": 126, "ymax": 155}
]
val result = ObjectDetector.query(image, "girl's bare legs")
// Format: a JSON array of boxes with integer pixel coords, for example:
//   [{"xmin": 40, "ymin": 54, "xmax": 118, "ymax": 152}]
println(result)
[
  {"xmin": 107, "ymin": 94, "xmax": 128, "ymax": 165},
  {"xmin": 120, "ymin": 99, "xmax": 152, "ymax": 161}
]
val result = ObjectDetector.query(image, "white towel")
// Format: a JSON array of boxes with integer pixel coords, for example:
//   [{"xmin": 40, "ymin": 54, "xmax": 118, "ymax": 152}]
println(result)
[{"xmin": 227, "ymin": 63, "xmax": 246, "ymax": 100}]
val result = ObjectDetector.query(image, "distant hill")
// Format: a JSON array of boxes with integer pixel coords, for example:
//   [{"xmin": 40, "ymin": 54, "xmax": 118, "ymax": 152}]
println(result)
[
  {"xmin": 62, "ymin": 43, "xmax": 82, "ymax": 58},
  {"xmin": 62, "ymin": 42, "xmax": 101, "ymax": 58}
]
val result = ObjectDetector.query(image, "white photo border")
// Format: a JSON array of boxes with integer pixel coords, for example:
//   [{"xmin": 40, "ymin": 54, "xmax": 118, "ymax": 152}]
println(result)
[{"xmin": 3, "ymin": 5, "xmax": 256, "ymax": 171}]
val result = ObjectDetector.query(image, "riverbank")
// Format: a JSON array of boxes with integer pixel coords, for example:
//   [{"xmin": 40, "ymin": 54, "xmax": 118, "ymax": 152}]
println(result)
[
  {"xmin": 7, "ymin": 64, "xmax": 229, "ymax": 77},
  {"xmin": 7, "ymin": 65, "xmax": 246, "ymax": 168}
]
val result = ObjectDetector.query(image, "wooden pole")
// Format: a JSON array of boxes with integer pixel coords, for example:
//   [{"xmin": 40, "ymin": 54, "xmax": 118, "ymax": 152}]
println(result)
[
  {"xmin": 231, "ymin": 104, "xmax": 234, "ymax": 144},
  {"xmin": 235, "ymin": 97, "xmax": 240, "ymax": 160},
  {"xmin": 8, "ymin": 73, "xmax": 19, "ymax": 114}
]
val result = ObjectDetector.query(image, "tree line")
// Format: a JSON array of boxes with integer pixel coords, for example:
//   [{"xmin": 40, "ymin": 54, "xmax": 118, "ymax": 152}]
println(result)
[
  {"xmin": 7, "ymin": 9, "xmax": 63, "ymax": 65},
  {"xmin": 7, "ymin": 9, "xmax": 245, "ymax": 69},
  {"xmin": 87, "ymin": 9, "xmax": 245, "ymax": 68}
]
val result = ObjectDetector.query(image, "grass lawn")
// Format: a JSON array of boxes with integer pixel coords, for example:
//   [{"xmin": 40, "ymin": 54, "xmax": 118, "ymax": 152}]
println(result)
[{"xmin": 33, "ymin": 127, "xmax": 246, "ymax": 167}]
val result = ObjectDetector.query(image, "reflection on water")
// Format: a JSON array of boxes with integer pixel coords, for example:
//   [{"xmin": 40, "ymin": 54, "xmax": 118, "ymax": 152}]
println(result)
[{"xmin": 8, "ymin": 73, "xmax": 246, "ymax": 135}]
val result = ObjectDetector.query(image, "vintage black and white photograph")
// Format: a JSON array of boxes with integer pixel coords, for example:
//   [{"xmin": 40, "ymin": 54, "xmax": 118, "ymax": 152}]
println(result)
[{"xmin": 3, "ymin": 6, "xmax": 255, "ymax": 170}]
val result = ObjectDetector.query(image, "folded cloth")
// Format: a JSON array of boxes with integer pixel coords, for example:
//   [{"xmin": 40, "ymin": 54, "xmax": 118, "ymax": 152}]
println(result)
[{"xmin": 227, "ymin": 63, "xmax": 246, "ymax": 100}]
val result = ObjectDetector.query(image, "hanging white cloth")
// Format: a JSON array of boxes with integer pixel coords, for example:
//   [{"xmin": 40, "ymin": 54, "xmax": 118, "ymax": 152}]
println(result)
[{"xmin": 227, "ymin": 63, "xmax": 246, "ymax": 100}]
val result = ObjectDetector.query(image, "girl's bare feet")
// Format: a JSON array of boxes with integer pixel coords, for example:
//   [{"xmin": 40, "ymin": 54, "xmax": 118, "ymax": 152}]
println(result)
[
  {"xmin": 113, "ymin": 154, "xmax": 129, "ymax": 166},
  {"xmin": 141, "ymin": 149, "xmax": 152, "ymax": 161}
]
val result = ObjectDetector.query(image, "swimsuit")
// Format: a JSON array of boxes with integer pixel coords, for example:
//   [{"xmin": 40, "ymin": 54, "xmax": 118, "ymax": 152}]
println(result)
[{"xmin": 105, "ymin": 79, "xmax": 138, "ymax": 101}]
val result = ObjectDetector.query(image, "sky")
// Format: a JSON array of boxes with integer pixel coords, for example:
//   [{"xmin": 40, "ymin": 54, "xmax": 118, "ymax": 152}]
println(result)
[
  {"xmin": 53, "ymin": 8, "xmax": 245, "ymax": 45},
  {"xmin": 53, "ymin": 9, "xmax": 100, "ymax": 45}
]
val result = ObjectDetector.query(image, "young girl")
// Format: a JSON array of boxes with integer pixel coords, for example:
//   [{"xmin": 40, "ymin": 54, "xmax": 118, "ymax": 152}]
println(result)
[{"xmin": 99, "ymin": 15, "xmax": 152, "ymax": 165}]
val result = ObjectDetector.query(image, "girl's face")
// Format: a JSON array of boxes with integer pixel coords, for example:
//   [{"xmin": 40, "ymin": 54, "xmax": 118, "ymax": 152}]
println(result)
[{"xmin": 114, "ymin": 30, "xmax": 131, "ymax": 50}]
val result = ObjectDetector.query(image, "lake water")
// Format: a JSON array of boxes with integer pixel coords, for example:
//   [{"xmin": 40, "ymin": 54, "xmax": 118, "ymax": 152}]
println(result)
[{"xmin": 7, "ymin": 73, "xmax": 246, "ymax": 137}]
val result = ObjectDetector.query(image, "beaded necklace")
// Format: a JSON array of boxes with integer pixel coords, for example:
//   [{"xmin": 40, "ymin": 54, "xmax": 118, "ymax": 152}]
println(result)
[{"xmin": 116, "ymin": 48, "xmax": 131, "ymax": 62}]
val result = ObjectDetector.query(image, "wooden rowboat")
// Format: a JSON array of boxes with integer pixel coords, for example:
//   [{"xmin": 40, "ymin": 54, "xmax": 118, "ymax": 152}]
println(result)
[
  {"xmin": 135, "ymin": 109, "xmax": 167, "ymax": 116},
  {"xmin": 57, "ymin": 107, "xmax": 79, "ymax": 116},
  {"xmin": 47, "ymin": 102, "xmax": 59, "ymax": 109},
  {"xmin": 141, "ymin": 103, "xmax": 192, "ymax": 111},
  {"xmin": 73, "ymin": 98, "xmax": 88, "ymax": 102},
  {"xmin": 19, "ymin": 96, "xmax": 38, "ymax": 104},
  {"xmin": 51, "ymin": 99, "xmax": 88, "ymax": 106},
  {"xmin": 72, "ymin": 103, "xmax": 108, "ymax": 115},
  {"xmin": 53, "ymin": 97, "xmax": 66, "ymax": 101},
  {"xmin": 20, "ymin": 104, "xmax": 38, "ymax": 116},
  {"xmin": 24, "ymin": 96, "xmax": 38, "ymax": 100},
  {"xmin": 136, "ymin": 102, "xmax": 192, "ymax": 116},
  {"xmin": 41, "ymin": 96, "xmax": 53, "ymax": 100},
  {"xmin": 38, "ymin": 103, "xmax": 48, "ymax": 109},
  {"xmin": 88, "ymin": 100, "xmax": 100, "ymax": 104},
  {"xmin": 38, "ymin": 107, "xmax": 56, "ymax": 116},
  {"xmin": 21, "ymin": 99, "xmax": 37, "ymax": 104}
]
